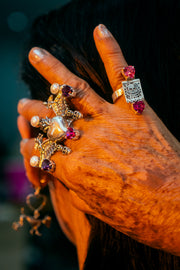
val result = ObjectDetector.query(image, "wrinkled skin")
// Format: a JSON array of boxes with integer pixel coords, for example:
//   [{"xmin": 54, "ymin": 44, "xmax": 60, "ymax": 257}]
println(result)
[{"xmin": 17, "ymin": 24, "xmax": 180, "ymax": 268}]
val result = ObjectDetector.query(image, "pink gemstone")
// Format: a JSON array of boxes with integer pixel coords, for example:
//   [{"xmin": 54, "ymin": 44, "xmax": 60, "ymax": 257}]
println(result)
[
  {"xmin": 133, "ymin": 101, "xmax": 145, "ymax": 114},
  {"xmin": 62, "ymin": 85, "xmax": 73, "ymax": 97},
  {"xmin": 123, "ymin": 66, "xmax": 135, "ymax": 79},
  {"xmin": 66, "ymin": 127, "xmax": 76, "ymax": 139}
]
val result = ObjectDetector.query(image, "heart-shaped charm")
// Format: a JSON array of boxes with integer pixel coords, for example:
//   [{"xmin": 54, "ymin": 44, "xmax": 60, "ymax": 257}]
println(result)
[
  {"xmin": 12, "ymin": 188, "xmax": 51, "ymax": 235},
  {"xmin": 26, "ymin": 193, "xmax": 47, "ymax": 213}
]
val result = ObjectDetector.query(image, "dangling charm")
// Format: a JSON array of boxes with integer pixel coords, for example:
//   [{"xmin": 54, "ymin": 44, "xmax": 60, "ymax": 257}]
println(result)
[{"xmin": 12, "ymin": 187, "xmax": 51, "ymax": 236}]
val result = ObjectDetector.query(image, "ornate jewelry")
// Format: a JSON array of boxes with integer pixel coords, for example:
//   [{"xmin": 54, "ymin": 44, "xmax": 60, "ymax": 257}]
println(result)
[
  {"xmin": 120, "ymin": 66, "xmax": 145, "ymax": 114},
  {"xmin": 30, "ymin": 83, "xmax": 82, "ymax": 172},
  {"xmin": 12, "ymin": 187, "xmax": 51, "ymax": 236},
  {"xmin": 122, "ymin": 79, "xmax": 144, "ymax": 103}
]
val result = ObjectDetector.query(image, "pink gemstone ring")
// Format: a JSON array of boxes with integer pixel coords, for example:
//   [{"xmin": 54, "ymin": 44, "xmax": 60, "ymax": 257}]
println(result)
[
  {"xmin": 29, "ymin": 83, "xmax": 83, "ymax": 172},
  {"xmin": 112, "ymin": 65, "xmax": 145, "ymax": 114}
]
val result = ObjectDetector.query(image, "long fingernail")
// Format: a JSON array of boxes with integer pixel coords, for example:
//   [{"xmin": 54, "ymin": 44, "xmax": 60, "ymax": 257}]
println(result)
[
  {"xmin": 18, "ymin": 98, "xmax": 29, "ymax": 112},
  {"xmin": 97, "ymin": 24, "xmax": 112, "ymax": 38},
  {"xmin": 29, "ymin": 47, "xmax": 46, "ymax": 63}
]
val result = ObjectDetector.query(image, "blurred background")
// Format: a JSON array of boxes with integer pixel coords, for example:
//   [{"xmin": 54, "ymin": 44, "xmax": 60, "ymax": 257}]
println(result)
[{"xmin": 0, "ymin": 0, "xmax": 79, "ymax": 269}]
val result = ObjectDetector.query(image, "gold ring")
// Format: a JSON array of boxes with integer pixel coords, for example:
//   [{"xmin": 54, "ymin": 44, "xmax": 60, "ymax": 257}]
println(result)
[{"xmin": 112, "ymin": 88, "xmax": 123, "ymax": 103}]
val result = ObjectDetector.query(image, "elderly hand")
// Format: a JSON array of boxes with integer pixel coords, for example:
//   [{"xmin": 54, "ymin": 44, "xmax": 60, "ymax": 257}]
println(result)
[{"xmin": 17, "ymin": 24, "xmax": 180, "ymax": 255}]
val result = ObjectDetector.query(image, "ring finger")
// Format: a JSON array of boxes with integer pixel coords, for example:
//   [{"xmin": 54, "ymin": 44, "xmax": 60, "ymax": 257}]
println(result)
[{"xmin": 28, "ymin": 47, "xmax": 106, "ymax": 116}]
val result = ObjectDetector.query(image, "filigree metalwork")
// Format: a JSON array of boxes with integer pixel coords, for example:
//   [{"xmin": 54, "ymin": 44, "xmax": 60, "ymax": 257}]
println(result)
[{"xmin": 30, "ymin": 84, "xmax": 82, "ymax": 172}]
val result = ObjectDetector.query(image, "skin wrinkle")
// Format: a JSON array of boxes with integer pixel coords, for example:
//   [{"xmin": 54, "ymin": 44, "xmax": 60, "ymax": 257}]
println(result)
[
  {"xmin": 97, "ymin": 136, "xmax": 169, "ymax": 189},
  {"xmin": 75, "ymin": 170, "xmax": 180, "ymax": 240},
  {"xmin": 75, "ymin": 86, "xmax": 107, "ymax": 117},
  {"xmin": 67, "ymin": 117, "xmax": 178, "ymax": 193},
  {"xmin": 157, "ymin": 181, "xmax": 180, "ymax": 197},
  {"xmin": 78, "ymin": 148, "xmax": 133, "ymax": 182},
  {"xmin": 76, "ymin": 183, "xmax": 122, "ymax": 221}
]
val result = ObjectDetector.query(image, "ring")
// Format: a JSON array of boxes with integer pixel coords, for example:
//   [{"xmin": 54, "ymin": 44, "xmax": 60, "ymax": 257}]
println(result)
[
  {"xmin": 116, "ymin": 65, "xmax": 145, "ymax": 114},
  {"xmin": 29, "ymin": 83, "xmax": 83, "ymax": 172},
  {"xmin": 112, "ymin": 88, "xmax": 123, "ymax": 103}
]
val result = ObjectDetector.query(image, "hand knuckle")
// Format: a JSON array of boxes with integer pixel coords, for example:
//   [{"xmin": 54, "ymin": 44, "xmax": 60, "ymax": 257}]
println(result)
[{"xmin": 72, "ymin": 78, "xmax": 90, "ymax": 91}]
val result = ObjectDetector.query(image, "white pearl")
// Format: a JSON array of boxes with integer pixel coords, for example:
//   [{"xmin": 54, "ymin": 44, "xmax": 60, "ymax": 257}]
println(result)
[
  {"xmin": 73, "ymin": 130, "xmax": 80, "ymax": 140},
  {"xmin": 50, "ymin": 83, "xmax": 60, "ymax": 94},
  {"xmin": 30, "ymin": 116, "xmax": 40, "ymax": 127},
  {"xmin": 30, "ymin": 156, "xmax": 39, "ymax": 167}
]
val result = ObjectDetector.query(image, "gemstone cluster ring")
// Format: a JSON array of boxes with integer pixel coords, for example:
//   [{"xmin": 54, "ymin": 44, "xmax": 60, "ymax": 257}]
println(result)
[
  {"xmin": 30, "ymin": 83, "xmax": 83, "ymax": 172},
  {"xmin": 113, "ymin": 66, "xmax": 145, "ymax": 114}
]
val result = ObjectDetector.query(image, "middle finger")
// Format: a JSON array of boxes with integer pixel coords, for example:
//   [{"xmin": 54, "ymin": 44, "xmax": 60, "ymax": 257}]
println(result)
[
  {"xmin": 18, "ymin": 98, "xmax": 54, "ymax": 122},
  {"xmin": 28, "ymin": 47, "xmax": 106, "ymax": 115}
]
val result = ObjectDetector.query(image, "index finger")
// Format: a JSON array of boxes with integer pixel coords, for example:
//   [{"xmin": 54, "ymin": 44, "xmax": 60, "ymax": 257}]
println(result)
[{"xmin": 28, "ymin": 47, "xmax": 106, "ymax": 115}]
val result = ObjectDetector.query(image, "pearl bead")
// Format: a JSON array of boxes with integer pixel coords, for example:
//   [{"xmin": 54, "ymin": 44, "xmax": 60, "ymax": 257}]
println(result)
[
  {"xmin": 30, "ymin": 116, "xmax": 40, "ymax": 127},
  {"xmin": 50, "ymin": 83, "xmax": 60, "ymax": 95},
  {"xmin": 30, "ymin": 155, "xmax": 39, "ymax": 167}
]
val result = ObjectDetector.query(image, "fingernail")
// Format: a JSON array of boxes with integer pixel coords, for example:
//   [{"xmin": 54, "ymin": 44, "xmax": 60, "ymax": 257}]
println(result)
[
  {"xmin": 21, "ymin": 138, "xmax": 29, "ymax": 145},
  {"xmin": 97, "ymin": 24, "xmax": 112, "ymax": 38},
  {"xmin": 29, "ymin": 47, "xmax": 46, "ymax": 63},
  {"xmin": 18, "ymin": 98, "xmax": 29, "ymax": 112}
]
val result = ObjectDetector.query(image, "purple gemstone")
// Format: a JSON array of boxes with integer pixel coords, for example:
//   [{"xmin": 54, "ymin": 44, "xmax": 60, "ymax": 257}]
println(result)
[
  {"xmin": 41, "ymin": 159, "xmax": 52, "ymax": 171},
  {"xmin": 62, "ymin": 85, "xmax": 73, "ymax": 97},
  {"xmin": 133, "ymin": 101, "xmax": 145, "ymax": 114},
  {"xmin": 66, "ymin": 127, "xmax": 76, "ymax": 139}
]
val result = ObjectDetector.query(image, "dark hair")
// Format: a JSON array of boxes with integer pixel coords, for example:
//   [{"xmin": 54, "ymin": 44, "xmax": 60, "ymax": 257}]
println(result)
[{"xmin": 21, "ymin": 0, "xmax": 180, "ymax": 269}]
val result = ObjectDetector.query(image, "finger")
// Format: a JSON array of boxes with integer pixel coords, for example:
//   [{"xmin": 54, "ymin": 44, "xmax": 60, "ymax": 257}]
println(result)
[
  {"xmin": 23, "ymin": 158, "xmax": 41, "ymax": 188},
  {"xmin": 20, "ymin": 138, "xmax": 35, "ymax": 159},
  {"xmin": 17, "ymin": 115, "xmax": 32, "ymax": 139},
  {"xmin": 21, "ymin": 139, "xmax": 53, "ymax": 188},
  {"xmin": 18, "ymin": 98, "xmax": 54, "ymax": 122},
  {"xmin": 28, "ymin": 47, "xmax": 106, "ymax": 115},
  {"xmin": 20, "ymin": 138, "xmax": 73, "ymax": 189},
  {"xmin": 18, "ymin": 117, "xmax": 42, "ymax": 188},
  {"xmin": 93, "ymin": 24, "xmax": 128, "ymax": 92}
]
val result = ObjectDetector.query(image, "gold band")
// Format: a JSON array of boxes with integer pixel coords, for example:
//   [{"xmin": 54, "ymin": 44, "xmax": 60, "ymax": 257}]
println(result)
[{"xmin": 112, "ymin": 88, "xmax": 123, "ymax": 103}]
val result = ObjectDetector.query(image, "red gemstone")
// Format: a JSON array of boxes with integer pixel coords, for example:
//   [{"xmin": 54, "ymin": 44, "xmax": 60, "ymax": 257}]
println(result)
[
  {"xmin": 66, "ymin": 127, "xmax": 76, "ymax": 139},
  {"xmin": 123, "ymin": 66, "xmax": 135, "ymax": 79},
  {"xmin": 133, "ymin": 101, "xmax": 145, "ymax": 114},
  {"xmin": 62, "ymin": 85, "xmax": 73, "ymax": 97},
  {"xmin": 41, "ymin": 159, "xmax": 52, "ymax": 171}
]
